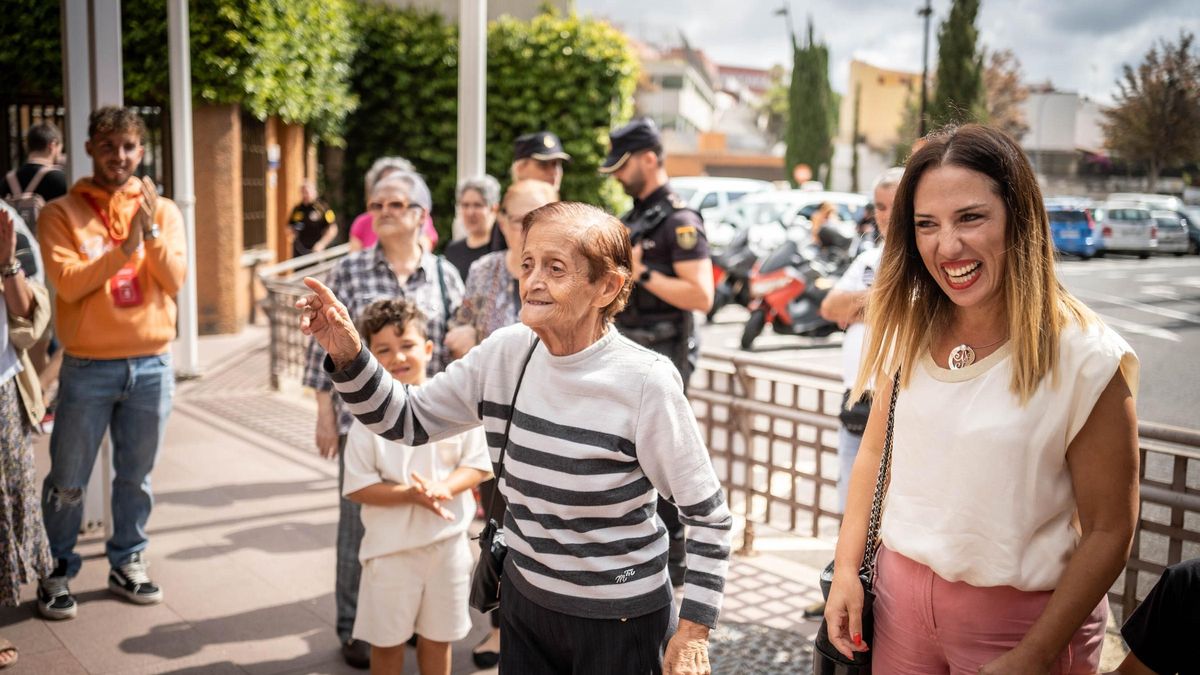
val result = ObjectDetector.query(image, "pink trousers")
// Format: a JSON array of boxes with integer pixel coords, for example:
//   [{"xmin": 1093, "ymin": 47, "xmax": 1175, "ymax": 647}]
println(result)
[{"xmin": 872, "ymin": 547, "xmax": 1107, "ymax": 674}]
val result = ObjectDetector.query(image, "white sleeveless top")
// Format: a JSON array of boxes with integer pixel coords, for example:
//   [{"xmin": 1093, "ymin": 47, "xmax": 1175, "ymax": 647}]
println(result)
[{"xmin": 879, "ymin": 320, "xmax": 1138, "ymax": 591}]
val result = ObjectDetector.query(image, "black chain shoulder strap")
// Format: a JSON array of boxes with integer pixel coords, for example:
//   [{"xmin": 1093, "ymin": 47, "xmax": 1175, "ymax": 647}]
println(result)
[{"xmin": 862, "ymin": 369, "xmax": 902, "ymax": 586}]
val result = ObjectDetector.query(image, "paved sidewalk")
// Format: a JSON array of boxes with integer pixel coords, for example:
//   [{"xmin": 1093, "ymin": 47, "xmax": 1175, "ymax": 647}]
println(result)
[{"xmin": 0, "ymin": 326, "xmax": 836, "ymax": 674}]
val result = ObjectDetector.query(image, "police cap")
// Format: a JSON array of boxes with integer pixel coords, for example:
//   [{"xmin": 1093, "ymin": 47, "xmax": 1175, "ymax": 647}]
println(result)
[
  {"xmin": 599, "ymin": 118, "xmax": 663, "ymax": 174},
  {"xmin": 513, "ymin": 131, "xmax": 571, "ymax": 162}
]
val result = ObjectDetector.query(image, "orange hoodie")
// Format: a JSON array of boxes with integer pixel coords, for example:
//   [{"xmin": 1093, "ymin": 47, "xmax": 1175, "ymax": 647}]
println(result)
[{"xmin": 37, "ymin": 178, "xmax": 187, "ymax": 359}]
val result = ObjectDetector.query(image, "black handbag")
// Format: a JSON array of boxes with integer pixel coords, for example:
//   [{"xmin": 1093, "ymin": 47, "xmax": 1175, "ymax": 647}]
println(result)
[
  {"xmin": 468, "ymin": 337, "xmax": 539, "ymax": 613},
  {"xmin": 837, "ymin": 389, "xmax": 872, "ymax": 436},
  {"xmin": 813, "ymin": 371, "xmax": 900, "ymax": 675}
]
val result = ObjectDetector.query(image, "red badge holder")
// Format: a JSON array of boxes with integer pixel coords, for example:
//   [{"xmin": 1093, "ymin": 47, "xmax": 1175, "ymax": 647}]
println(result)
[{"xmin": 109, "ymin": 265, "xmax": 143, "ymax": 307}]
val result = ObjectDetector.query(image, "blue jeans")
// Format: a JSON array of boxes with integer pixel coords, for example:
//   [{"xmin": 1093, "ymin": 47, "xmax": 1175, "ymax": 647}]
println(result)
[
  {"xmin": 42, "ymin": 353, "xmax": 175, "ymax": 577},
  {"xmin": 837, "ymin": 426, "xmax": 863, "ymax": 514},
  {"xmin": 335, "ymin": 434, "xmax": 365, "ymax": 642}
]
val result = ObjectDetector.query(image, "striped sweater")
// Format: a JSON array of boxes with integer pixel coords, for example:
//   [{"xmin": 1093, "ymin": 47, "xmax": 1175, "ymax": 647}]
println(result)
[{"xmin": 327, "ymin": 323, "xmax": 732, "ymax": 627}]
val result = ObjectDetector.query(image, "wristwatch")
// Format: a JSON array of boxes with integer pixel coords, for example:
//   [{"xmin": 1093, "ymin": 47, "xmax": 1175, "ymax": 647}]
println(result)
[
  {"xmin": 143, "ymin": 225, "xmax": 161, "ymax": 241},
  {"xmin": 639, "ymin": 269, "xmax": 652, "ymax": 284},
  {"xmin": 0, "ymin": 259, "xmax": 22, "ymax": 279}
]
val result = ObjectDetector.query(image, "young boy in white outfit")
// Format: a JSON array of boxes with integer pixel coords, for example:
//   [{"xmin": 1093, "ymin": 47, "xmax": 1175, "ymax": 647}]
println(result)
[{"xmin": 341, "ymin": 299, "xmax": 491, "ymax": 675}]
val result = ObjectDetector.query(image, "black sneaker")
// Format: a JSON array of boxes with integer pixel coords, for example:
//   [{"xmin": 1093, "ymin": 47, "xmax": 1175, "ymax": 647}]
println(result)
[
  {"xmin": 108, "ymin": 552, "xmax": 163, "ymax": 605},
  {"xmin": 37, "ymin": 560, "xmax": 77, "ymax": 620}
]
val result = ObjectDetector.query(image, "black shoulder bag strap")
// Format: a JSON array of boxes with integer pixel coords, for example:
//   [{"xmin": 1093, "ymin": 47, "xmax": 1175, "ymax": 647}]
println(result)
[
  {"xmin": 483, "ymin": 336, "xmax": 540, "ymax": 523},
  {"xmin": 435, "ymin": 254, "xmax": 452, "ymax": 332}
]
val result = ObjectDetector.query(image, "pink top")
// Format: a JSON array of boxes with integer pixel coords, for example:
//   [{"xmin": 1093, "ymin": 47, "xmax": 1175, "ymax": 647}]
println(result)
[{"xmin": 349, "ymin": 212, "xmax": 439, "ymax": 249}]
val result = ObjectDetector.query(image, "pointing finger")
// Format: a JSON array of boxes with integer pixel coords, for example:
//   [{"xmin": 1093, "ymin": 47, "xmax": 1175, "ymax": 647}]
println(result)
[{"xmin": 303, "ymin": 277, "xmax": 340, "ymax": 306}]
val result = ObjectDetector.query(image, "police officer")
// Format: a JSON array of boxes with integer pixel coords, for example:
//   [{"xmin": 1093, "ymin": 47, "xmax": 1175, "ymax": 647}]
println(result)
[
  {"xmin": 600, "ymin": 118, "xmax": 714, "ymax": 586},
  {"xmin": 287, "ymin": 181, "xmax": 338, "ymax": 258},
  {"xmin": 511, "ymin": 130, "xmax": 571, "ymax": 191}
]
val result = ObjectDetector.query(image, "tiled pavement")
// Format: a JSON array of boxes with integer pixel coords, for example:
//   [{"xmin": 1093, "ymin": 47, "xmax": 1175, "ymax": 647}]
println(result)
[{"xmin": 0, "ymin": 325, "xmax": 1125, "ymax": 673}]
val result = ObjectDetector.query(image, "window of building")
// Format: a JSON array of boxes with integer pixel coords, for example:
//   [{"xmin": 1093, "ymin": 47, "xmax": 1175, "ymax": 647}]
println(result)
[{"xmin": 660, "ymin": 75, "xmax": 684, "ymax": 90}]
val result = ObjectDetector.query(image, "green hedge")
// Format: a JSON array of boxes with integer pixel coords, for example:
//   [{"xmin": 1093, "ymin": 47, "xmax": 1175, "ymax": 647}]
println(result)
[
  {"xmin": 343, "ymin": 5, "xmax": 639, "ymax": 241},
  {"xmin": 1, "ymin": 0, "xmax": 357, "ymax": 138}
]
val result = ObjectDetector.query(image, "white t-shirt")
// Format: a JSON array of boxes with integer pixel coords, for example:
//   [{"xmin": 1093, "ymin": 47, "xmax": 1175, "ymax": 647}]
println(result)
[
  {"xmin": 833, "ymin": 246, "xmax": 883, "ymax": 388},
  {"xmin": 343, "ymin": 420, "xmax": 491, "ymax": 562},
  {"xmin": 880, "ymin": 320, "xmax": 1138, "ymax": 591}
]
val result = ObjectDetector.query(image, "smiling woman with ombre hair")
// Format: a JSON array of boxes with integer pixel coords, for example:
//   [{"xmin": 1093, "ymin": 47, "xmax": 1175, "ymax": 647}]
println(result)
[{"xmin": 824, "ymin": 124, "xmax": 1140, "ymax": 675}]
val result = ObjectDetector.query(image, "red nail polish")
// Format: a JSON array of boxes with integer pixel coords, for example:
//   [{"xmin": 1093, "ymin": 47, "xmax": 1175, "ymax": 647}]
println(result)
[{"xmin": 853, "ymin": 633, "xmax": 862, "ymax": 646}]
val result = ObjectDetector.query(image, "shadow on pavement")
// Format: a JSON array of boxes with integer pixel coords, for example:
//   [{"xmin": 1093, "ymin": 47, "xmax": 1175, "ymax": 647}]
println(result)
[{"xmin": 167, "ymin": 521, "xmax": 337, "ymax": 561}]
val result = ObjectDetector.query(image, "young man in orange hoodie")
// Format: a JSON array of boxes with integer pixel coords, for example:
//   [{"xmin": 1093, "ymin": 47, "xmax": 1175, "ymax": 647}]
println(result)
[{"xmin": 35, "ymin": 107, "xmax": 187, "ymax": 621}]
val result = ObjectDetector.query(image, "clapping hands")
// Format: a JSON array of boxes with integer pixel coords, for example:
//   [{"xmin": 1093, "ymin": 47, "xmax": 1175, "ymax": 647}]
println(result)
[{"xmin": 409, "ymin": 471, "xmax": 455, "ymax": 521}]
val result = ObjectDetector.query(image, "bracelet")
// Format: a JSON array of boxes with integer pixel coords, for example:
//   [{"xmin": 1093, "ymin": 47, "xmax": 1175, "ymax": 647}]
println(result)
[{"xmin": 0, "ymin": 260, "xmax": 22, "ymax": 279}]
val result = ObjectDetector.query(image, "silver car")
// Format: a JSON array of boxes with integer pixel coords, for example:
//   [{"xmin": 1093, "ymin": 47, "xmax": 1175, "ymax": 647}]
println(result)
[
  {"xmin": 1151, "ymin": 210, "xmax": 1189, "ymax": 256},
  {"xmin": 1093, "ymin": 203, "xmax": 1155, "ymax": 258}
]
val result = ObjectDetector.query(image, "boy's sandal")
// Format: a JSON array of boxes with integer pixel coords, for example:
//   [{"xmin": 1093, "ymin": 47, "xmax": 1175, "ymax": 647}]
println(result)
[{"xmin": 0, "ymin": 638, "xmax": 18, "ymax": 670}]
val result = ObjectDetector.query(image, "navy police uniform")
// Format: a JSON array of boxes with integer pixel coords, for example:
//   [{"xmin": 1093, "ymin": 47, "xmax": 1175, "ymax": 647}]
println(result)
[
  {"xmin": 602, "ymin": 118, "xmax": 711, "ymax": 587},
  {"xmin": 288, "ymin": 199, "xmax": 336, "ymax": 258},
  {"xmin": 616, "ymin": 185, "xmax": 708, "ymax": 384}
]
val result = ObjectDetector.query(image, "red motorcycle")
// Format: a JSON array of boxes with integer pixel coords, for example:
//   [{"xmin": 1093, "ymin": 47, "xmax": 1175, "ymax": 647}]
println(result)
[{"xmin": 740, "ymin": 240, "xmax": 845, "ymax": 350}]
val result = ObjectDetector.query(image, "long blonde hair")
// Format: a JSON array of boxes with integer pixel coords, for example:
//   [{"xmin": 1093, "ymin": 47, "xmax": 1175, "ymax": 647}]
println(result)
[{"xmin": 853, "ymin": 125, "xmax": 1095, "ymax": 403}]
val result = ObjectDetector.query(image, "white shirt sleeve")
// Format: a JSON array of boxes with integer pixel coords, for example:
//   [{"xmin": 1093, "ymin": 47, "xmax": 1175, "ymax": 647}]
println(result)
[
  {"xmin": 342, "ymin": 421, "xmax": 384, "ymax": 497},
  {"xmin": 456, "ymin": 426, "xmax": 493, "ymax": 475},
  {"xmin": 834, "ymin": 250, "xmax": 871, "ymax": 292}
]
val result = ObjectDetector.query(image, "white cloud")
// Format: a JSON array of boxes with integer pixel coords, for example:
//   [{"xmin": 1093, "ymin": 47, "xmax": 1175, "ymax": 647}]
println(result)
[{"xmin": 575, "ymin": 0, "xmax": 1200, "ymax": 104}]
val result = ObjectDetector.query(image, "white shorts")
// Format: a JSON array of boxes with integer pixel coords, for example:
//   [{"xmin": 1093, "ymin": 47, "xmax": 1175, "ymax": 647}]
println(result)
[{"xmin": 352, "ymin": 535, "xmax": 474, "ymax": 647}]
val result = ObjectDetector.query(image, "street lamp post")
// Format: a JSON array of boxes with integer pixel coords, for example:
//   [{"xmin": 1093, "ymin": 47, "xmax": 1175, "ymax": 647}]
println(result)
[{"xmin": 917, "ymin": 0, "xmax": 933, "ymax": 137}]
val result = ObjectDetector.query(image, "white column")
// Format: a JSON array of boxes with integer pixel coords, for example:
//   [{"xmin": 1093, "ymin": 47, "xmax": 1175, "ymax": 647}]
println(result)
[
  {"xmin": 169, "ymin": 0, "xmax": 200, "ymax": 377},
  {"xmin": 90, "ymin": 0, "xmax": 124, "ymax": 106},
  {"xmin": 61, "ymin": 0, "xmax": 91, "ymax": 183},
  {"xmin": 455, "ymin": 0, "xmax": 487, "ymax": 240}
]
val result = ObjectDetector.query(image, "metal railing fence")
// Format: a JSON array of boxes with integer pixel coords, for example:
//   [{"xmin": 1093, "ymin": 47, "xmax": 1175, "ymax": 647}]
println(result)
[{"xmin": 257, "ymin": 269, "xmax": 1200, "ymax": 623}]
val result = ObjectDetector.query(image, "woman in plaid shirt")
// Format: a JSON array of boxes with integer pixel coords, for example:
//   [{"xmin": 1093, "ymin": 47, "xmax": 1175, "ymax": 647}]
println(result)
[{"xmin": 301, "ymin": 170, "xmax": 464, "ymax": 668}]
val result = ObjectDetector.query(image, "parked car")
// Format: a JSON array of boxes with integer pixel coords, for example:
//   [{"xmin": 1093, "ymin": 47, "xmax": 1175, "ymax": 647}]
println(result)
[
  {"xmin": 1180, "ymin": 207, "xmax": 1200, "ymax": 255},
  {"xmin": 1046, "ymin": 206, "xmax": 1096, "ymax": 259},
  {"xmin": 710, "ymin": 189, "xmax": 868, "ymax": 251},
  {"xmin": 1151, "ymin": 210, "xmax": 1190, "ymax": 256},
  {"xmin": 1092, "ymin": 203, "xmax": 1156, "ymax": 258},
  {"xmin": 671, "ymin": 176, "xmax": 773, "ymax": 223},
  {"xmin": 1108, "ymin": 192, "xmax": 1185, "ymax": 212}
]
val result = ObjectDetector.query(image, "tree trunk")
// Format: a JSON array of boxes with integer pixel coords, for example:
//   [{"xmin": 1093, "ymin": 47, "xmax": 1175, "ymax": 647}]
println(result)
[{"xmin": 1147, "ymin": 158, "xmax": 1160, "ymax": 193}]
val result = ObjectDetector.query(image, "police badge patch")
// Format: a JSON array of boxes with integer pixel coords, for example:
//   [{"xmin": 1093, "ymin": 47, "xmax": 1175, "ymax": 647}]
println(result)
[{"xmin": 675, "ymin": 225, "xmax": 698, "ymax": 250}]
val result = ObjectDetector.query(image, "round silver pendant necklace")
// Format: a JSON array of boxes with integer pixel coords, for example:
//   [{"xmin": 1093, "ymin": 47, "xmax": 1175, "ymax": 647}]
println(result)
[{"xmin": 948, "ymin": 335, "xmax": 1007, "ymax": 370}]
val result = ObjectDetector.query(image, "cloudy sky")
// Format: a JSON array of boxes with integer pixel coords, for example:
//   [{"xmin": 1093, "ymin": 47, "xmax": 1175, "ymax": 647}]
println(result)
[{"xmin": 574, "ymin": 0, "xmax": 1199, "ymax": 104}]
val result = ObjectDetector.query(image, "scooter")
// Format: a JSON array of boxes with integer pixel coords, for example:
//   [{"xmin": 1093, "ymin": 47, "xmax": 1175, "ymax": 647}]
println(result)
[
  {"xmin": 708, "ymin": 226, "xmax": 758, "ymax": 321},
  {"xmin": 739, "ymin": 239, "xmax": 847, "ymax": 350}
]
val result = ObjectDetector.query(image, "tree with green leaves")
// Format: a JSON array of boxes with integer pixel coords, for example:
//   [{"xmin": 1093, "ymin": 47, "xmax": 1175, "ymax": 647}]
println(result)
[
  {"xmin": 0, "ymin": 0, "xmax": 359, "ymax": 140},
  {"xmin": 785, "ymin": 19, "xmax": 836, "ymax": 187},
  {"xmin": 928, "ymin": 0, "xmax": 987, "ymax": 130},
  {"xmin": 1101, "ymin": 31, "xmax": 1200, "ymax": 192},
  {"xmin": 343, "ymin": 6, "xmax": 638, "ymax": 238}
]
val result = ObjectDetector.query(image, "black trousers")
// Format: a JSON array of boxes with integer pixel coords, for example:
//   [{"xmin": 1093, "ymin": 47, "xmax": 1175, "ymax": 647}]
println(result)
[{"xmin": 499, "ymin": 574, "xmax": 673, "ymax": 674}]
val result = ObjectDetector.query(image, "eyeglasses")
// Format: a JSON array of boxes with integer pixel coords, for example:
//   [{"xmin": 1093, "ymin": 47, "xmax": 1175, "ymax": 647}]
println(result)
[{"xmin": 368, "ymin": 200, "xmax": 423, "ymax": 215}]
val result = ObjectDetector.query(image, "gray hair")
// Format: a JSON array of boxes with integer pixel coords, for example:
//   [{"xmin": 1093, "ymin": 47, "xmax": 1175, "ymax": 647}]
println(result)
[
  {"xmin": 364, "ymin": 156, "xmax": 416, "ymax": 196},
  {"xmin": 873, "ymin": 166, "xmax": 906, "ymax": 192},
  {"xmin": 372, "ymin": 170, "xmax": 432, "ymax": 213},
  {"xmin": 456, "ymin": 175, "xmax": 501, "ymax": 207}
]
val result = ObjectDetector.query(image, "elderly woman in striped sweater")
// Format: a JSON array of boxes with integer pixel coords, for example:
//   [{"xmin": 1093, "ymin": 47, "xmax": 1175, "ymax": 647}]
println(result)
[{"xmin": 299, "ymin": 201, "xmax": 731, "ymax": 675}]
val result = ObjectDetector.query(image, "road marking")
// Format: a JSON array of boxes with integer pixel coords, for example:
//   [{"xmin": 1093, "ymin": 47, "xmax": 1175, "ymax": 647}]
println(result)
[
  {"xmin": 1074, "ymin": 289, "xmax": 1200, "ymax": 325},
  {"xmin": 1143, "ymin": 285, "xmax": 1182, "ymax": 300},
  {"xmin": 1097, "ymin": 314, "xmax": 1181, "ymax": 342}
]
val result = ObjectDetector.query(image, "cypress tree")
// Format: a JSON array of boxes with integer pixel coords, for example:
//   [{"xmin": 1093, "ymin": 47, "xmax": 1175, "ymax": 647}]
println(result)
[
  {"xmin": 928, "ymin": 0, "xmax": 987, "ymax": 130},
  {"xmin": 785, "ymin": 19, "xmax": 835, "ymax": 187}
]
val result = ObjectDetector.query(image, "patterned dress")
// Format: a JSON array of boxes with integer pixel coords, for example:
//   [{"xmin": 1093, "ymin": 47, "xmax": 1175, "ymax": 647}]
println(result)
[
  {"xmin": 453, "ymin": 251, "xmax": 521, "ymax": 342},
  {"xmin": 0, "ymin": 376, "xmax": 53, "ymax": 606}
]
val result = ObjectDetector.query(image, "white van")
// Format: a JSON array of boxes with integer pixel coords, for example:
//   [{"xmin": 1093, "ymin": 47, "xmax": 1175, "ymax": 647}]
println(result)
[{"xmin": 670, "ymin": 177, "xmax": 774, "ymax": 223}]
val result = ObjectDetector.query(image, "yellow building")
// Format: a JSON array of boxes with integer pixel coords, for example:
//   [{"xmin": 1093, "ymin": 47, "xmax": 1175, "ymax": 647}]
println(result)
[{"xmin": 837, "ymin": 59, "xmax": 921, "ymax": 150}]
